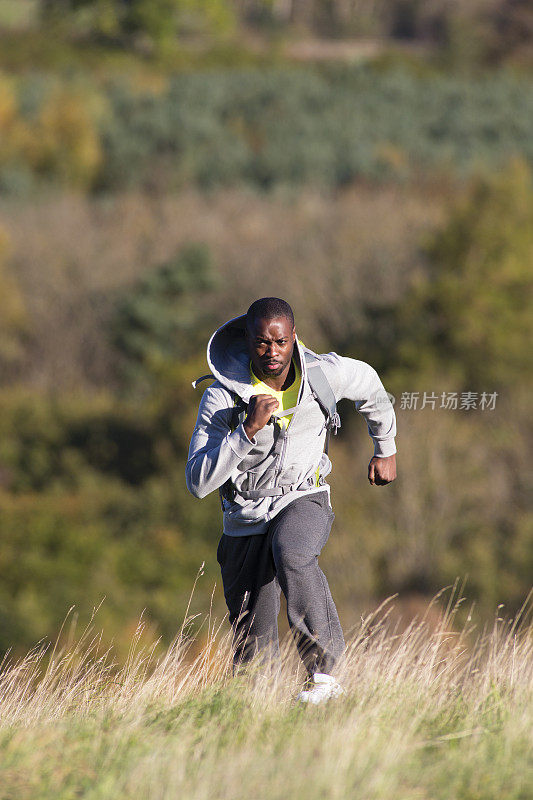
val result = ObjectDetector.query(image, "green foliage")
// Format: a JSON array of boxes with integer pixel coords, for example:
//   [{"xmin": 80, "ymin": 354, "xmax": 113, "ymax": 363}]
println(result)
[
  {"xmin": 0, "ymin": 390, "xmax": 221, "ymax": 657},
  {"xmin": 96, "ymin": 67, "xmax": 533, "ymax": 192},
  {"xmin": 0, "ymin": 393, "xmax": 159, "ymax": 491},
  {"xmin": 0, "ymin": 483, "xmax": 217, "ymax": 657},
  {"xmin": 0, "ymin": 72, "xmax": 103, "ymax": 193},
  {"xmin": 397, "ymin": 161, "xmax": 533, "ymax": 390},
  {"xmin": 40, "ymin": 0, "xmax": 235, "ymax": 52},
  {"xmin": 109, "ymin": 243, "xmax": 218, "ymax": 389},
  {"xmin": 1, "ymin": 66, "xmax": 533, "ymax": 194},
  {"xmin": 0, "ymin": 227, "xmax": 30, "ymax": 374},
  {"xmin": 339, "ymin": 164, "xmax": 533, "ymax": 617}
]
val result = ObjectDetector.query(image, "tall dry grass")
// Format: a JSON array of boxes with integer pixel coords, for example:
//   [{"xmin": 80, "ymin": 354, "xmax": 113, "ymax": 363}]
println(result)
[{"xmin": 1, "ymin": 583, "xmax": 531, "ymax": 799}]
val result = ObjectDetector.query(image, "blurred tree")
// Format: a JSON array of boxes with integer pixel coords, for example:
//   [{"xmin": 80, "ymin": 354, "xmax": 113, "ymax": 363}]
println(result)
[
  {"xmin": 109, "ymin": 243, "xmax": 218, "ymax": 390},
  {"xmin": 40, "ymin": 0, "xmax": 235, "ymax": 52},
  {"xmin": 397, "ymin": 160, "xmax": 533, "ymax": 391},
  {"xmin": 0, "ymin": 228, "xmax": 30, "ymax": 381},
  {"xmin": 488, "ymin": 0, "xmax": 533, "ymax": 65}
]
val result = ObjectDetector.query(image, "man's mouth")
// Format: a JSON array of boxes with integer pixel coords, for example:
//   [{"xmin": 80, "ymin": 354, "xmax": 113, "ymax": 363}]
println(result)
[{"xmin": 263, "ymin": 362, "xmax": 281, "ymax": 370}]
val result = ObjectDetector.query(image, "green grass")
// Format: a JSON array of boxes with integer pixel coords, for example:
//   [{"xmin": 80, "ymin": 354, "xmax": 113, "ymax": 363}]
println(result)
[{"xmin": 0, "ymin": 594, "xmax": 532, "ymax": 799}]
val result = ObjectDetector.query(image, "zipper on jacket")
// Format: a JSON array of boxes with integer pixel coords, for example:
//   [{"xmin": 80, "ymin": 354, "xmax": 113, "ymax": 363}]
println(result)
[
  {"xmin": 274, "ymin": 427, "xmax": 289, "ymax": 479},
  {"xmin": 272, "ymin": 343, "xmax": 309, "ymax": 481}
]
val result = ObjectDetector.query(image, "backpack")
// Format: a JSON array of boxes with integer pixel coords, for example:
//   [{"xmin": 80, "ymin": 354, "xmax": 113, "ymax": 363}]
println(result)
[{"xmin": 192, "ymin": 352, "xmax": 340, "ymax": 506}]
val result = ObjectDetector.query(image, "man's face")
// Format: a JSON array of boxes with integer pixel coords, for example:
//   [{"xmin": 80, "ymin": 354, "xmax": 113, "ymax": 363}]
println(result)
[{"xmin": 246, "ymin": 316, "xmax": 296, "ymax": 380}]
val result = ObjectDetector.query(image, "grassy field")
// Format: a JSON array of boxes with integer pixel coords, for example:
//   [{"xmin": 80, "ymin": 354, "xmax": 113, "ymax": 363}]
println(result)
[{"xmin": 1, "ymin": 589, "xmax": 531, "ymax": 800}]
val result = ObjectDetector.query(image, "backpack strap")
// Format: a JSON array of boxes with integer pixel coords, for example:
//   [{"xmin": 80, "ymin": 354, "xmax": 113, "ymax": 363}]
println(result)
[
  {"xmin": 191, "ymin": 373, "xmax": 215, "ymax": 389},
  {"xmin": 304, "ymin": 352, "xmax": 341, "ymax": 455},
  {"xmin": 229, "ymin": 394, "xmax": 248, "ymax": 431},
  {"xmin": 219, "ymin": 392, "xmax": 248, "ymax": 508}
]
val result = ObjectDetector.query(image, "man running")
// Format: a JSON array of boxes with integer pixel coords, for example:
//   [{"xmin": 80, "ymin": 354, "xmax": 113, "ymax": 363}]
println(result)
[{"xmin": 186, "ymin": 297, "xmax": 396, "ymax": 703}]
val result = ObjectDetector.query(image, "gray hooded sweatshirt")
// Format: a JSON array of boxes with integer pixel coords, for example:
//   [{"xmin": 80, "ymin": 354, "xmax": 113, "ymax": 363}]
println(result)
[{"xmin": 186, "ymin": 314, "xmax": 396, "ymax": 536}]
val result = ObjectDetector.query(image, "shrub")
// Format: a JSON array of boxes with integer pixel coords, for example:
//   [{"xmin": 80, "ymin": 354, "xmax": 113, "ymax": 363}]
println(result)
[
  {"xmin": 2, "ymin": 66, "xmax": 533, "ymax": 193},
  {"xmin": 0, "ymin": 73, "xmax": 103, "ymax": 192},
  {"xmin": 108, "ymin": 243, "xmax": 218, "ymax": 389},
  {"xmin": 397, "ymin": 160, "xmax": 533, "ymax": 391}
]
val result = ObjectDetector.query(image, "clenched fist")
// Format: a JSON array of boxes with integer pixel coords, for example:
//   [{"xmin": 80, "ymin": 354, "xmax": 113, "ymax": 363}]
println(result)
[
  {"xmin": 368, "ymin": 454, "xmax": 396, "ymax": 486},
  {"xmin": 243, "ymin": 394, "xmax": 279, "ymax": 440}
]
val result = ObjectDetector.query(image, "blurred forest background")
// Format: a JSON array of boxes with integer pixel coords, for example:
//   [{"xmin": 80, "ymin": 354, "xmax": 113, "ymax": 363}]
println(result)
[{"xmin": 0, "ymin": 0, "xmax": 532, "ymax": 661}]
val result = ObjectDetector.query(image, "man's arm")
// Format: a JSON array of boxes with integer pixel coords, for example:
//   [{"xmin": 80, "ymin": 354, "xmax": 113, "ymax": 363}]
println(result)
[
  {"xmin": 330, "ymin": 354, "xmax": 397, "ymax": 486},
  {"xmin": 185, "ymin": 385, "xmax": 257, "ymax": 499}
]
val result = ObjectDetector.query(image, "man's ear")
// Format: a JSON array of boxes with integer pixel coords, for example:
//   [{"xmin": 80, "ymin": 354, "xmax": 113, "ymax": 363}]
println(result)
[{"xmin": 292, "ymin": 327, "xmax": 296, "ymax": 341}]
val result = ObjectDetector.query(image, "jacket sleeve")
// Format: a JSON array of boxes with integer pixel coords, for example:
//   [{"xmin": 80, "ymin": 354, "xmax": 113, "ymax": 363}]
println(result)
[
  {"xmin": 185, "ymin": 385, "xmax": 256, "ymax": 499},
  {"xmin": 331, "ymin": 355, "xmax": 396, "ymax": 457}
]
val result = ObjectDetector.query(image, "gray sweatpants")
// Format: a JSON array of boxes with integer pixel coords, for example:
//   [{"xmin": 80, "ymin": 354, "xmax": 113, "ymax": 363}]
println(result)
[{"xmin": 216, "ymin": 490, "xmax": 345, "ymax": 676}]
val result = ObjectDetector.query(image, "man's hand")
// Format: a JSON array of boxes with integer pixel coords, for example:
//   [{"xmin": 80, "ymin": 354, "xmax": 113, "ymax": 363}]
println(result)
[
  {"xmin": 368, "ymin": 454, "xmax": 396, "ymax": 486},
  {"xmin": 243, "ymin": 394, "xmax": 279, "ymax": 440}
]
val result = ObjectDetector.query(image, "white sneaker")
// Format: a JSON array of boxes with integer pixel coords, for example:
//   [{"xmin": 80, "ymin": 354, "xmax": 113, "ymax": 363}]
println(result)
[{"xmin": 296, "ymin": 673, "xmax": 344, "ymax": 705}]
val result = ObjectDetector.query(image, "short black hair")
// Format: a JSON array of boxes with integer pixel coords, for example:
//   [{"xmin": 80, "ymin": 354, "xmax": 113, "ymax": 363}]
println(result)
[{"xmin": 246, "ymin": 297, "xmax": 295, "ymax": 330}]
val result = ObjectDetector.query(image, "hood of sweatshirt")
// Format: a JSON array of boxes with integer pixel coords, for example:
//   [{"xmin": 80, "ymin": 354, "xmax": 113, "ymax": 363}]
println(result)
[{"xmin": 206, "ymin": 314, "xmax": 308, "ymax": 402}]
